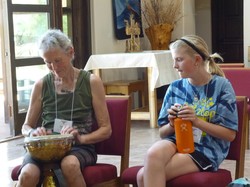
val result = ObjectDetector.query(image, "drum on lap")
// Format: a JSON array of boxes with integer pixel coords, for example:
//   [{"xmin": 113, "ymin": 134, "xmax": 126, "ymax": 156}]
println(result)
[
  {"xmin": 24, "ymin": 134, "xmax": 74, "ymax": 187},
  {"xmin": 24, "ymin": 134, "xmax": 74, "ymax": 162}
]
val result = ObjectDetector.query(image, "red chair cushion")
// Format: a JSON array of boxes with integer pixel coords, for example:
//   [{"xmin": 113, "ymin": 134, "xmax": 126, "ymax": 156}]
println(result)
[
  {"xmin": 121, "ymin": 166, "xmax": 232, "ymax": 187},
  {"xmin": 82, "ymin": 163, "xmax": 117, "ymax": 186},
  {"xmin": 11, "ymin": 165, "xmax": 21, "ymax": 181},
  {"xmin": 121, "ymin": 166, "xmax": 142, "ymax": 185},
  {"xmin": 167, "ymin": 169, "xmax": 232, "ymax": 187}
]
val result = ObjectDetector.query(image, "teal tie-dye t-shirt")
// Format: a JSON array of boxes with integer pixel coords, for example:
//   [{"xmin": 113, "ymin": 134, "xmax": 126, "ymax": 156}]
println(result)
[{"xmin": 158, "ymin": 75, "xmax": 238, "ymax": 170}]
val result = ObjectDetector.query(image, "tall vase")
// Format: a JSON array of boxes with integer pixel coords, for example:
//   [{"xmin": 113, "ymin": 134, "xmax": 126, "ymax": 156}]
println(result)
[{"xmin": 145, "ymin": 23, "xmax": 173, "ymax": 50}]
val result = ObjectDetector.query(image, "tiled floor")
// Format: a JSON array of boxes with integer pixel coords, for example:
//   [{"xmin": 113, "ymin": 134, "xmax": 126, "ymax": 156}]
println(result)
[{"xmin": 0, "ymin": 120, "xmax": 250, "ymax": 187}]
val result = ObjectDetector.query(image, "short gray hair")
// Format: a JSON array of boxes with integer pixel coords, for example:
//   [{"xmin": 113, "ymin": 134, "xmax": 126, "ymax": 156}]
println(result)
[{"xmin": 38, "ymin": 29, "xmax": 73, "ymax": 56}]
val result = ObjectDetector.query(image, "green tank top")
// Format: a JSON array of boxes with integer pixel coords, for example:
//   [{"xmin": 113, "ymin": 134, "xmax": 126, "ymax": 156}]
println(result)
[{"xmin": 41, "ymin": 70, "xmax": 95, "ymax": 135}]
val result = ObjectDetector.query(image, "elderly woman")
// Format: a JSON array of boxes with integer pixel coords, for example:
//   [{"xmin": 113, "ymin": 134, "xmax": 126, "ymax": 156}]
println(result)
[{"xmin": 16, "ymin": 29, "xmax": 111, "ymax": 187}]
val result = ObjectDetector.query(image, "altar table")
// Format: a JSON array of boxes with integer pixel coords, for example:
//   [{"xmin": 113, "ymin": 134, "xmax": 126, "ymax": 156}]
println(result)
[{"xmin": 84, "ymin": 50, "xmax": 179, "ymax": 128}]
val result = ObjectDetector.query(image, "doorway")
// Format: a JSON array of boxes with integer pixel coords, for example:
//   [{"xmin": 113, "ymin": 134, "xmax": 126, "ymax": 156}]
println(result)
[
  {"xmin": 195, "ymin": 0, "xmax": 243, "ymax": 63},
  {"xmin": 0, "ymin": 0, "xmax": 56, "ymax": 141},
  {"xmin": 0, "ymin": 1, "xmax": 10, "ymax": 140},
  {"xmin": 211, "ymin": 0, "xmax": 243, "ymax": 62}
]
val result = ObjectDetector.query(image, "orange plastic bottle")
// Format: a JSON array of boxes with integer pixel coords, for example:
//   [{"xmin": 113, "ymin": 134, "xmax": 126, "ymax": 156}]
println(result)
[{"xmin": 174, "ymin": 117, "xmax": 195, "ymax": 153}]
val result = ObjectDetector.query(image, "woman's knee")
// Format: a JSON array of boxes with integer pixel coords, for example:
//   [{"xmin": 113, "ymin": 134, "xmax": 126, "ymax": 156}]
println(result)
[
  {"xmin": 18, "ymin": 164, "xmax": 40, "ymax": 184},
  {"xmin": 61, "ymin": 155, "xmax": 80, "ymax": 174}
]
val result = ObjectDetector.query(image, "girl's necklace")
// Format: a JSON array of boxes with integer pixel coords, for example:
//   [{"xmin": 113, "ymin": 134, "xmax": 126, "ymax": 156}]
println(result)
[
  {"xmin": 188, "ymin": 75, "xmax": 211, "ymax": 102},
  {"xmin": 193, "ymin": 86, "xmax": 205, "ymax": 102},
  {"xmin": 189, "ymin": 82, "xmax": 209, "ymax": 102},
  {"xmin": 188, "ymin": 78, "xmax": 211, "ymax": 122}
]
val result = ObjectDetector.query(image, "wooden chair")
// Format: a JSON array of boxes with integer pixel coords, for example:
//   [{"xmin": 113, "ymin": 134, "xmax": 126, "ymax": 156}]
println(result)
[
  {"xmin": 82, "ymin": 95, "xmax": 131, "ymax": 187},
  {"xmin": 121, "ymin": 96, "xmax": 247, "ymax": 187},
  {"xmin": 218, "ymin": 63, "xmax": 244, "ymax": 68},
  {"xmin": 104, "ymin": 80, "xmax": 147, "ymax": 110},
  {"xmin": 11, "ymin": 95, "xmax": 132, "ymax": 187}
]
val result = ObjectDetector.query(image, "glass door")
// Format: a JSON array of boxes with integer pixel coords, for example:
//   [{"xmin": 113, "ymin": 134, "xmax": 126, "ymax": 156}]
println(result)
[{"xmin": 3, "ymin": 0, "xmax": 55, "ymax": 136}]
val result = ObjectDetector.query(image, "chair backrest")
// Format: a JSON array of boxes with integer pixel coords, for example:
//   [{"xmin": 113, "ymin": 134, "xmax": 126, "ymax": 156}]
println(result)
[
  {"xmin": 222, "ymin": 68, "xmax": 250, "ymax": 100},
  {"xmin": 218, "ymin": 63, "xmax": 244, "ymax": 68},
  {"xmin": 226, "ymin": 96, "xmax": 247, "ymax": 179},
  {"xmin": 93, "ymin": 95, "xmax": 131, "ymax": 175}
]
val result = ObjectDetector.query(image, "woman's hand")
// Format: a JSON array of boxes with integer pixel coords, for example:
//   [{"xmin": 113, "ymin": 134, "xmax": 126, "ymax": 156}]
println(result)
[
  {"xmin": 61, "ymin": 125, "xmax": 81, "ymax": 143},
  {"xmin": 30, "ymin": 127, "xmax": 52, "ymax": 136}
]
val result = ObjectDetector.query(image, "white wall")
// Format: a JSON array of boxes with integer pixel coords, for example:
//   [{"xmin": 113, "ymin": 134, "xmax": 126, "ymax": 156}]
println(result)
[
  {"xmin": 195, "ymin": 0, "xmax": 211, "ymax": 52},
  {"xmin": 0, "ymin": 1, "xmax": 3, "ymax": 78},
  {"xmin": 90, "ymin": 0, "xmax": 125, "ymax": 54},
  {"xmin": 244, "ymin": 0, "xmax": 250, "ymax": 67},
  {"xmin": 90, "ymin": 0, "xmax": 196, "ymax": 55},
  {"xmin": 90, "ymin": 0, "xmax": 137, "ymax": 82},
  {"xmin": 90, "ymin": 0, "xmax": 196, "ymax": 82},
  {"xmin": 90, "ymin": 0, "xmax": 250, "ymax": 77},
  {"xmin": 182, "ymin": 0, "xmax": 196, "ymax": 35}
]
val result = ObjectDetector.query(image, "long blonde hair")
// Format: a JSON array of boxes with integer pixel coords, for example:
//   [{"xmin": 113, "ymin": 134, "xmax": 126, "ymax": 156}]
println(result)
[{"xmin": 169, "ymin": 35, "xmax": 225, "ymax": 77}]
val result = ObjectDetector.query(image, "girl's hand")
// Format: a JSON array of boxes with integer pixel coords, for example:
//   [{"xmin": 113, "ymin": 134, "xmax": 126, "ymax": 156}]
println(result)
[
  {"xmin": 177, "ymin": 104, "xmax": 197, "ymax": 123},
  {"xmin": 167, "ymin": 103, "xmax": 182, "ymax": 125}
]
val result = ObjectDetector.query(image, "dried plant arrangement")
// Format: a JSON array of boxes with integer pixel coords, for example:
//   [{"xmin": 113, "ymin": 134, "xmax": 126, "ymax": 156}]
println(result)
[{"xmin": 141, "ymin": 0, "xmax": 183, "ymax": 28}]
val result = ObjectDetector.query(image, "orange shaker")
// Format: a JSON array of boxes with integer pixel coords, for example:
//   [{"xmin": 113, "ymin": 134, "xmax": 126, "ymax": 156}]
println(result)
[{"xmin": 174, "ymin": 117, "xmax": 195, "ymax": 153}]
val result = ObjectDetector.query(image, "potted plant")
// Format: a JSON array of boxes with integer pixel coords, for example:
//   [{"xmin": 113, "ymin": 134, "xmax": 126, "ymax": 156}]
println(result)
[{"xmin": 141, "ymin": 0, "xmax": 182, "ymax": 50}]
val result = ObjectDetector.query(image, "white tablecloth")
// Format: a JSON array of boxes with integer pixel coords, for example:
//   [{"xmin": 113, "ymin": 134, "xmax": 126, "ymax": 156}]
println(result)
[{"xmin": 84, "ymin": 50, "xmax": 179, "ymax": 91}]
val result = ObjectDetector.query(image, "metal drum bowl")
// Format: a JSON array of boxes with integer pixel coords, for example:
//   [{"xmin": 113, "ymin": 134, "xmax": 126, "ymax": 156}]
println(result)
[{"xmin": 24, "ymin": 134, "xmax": 74, "ymax": 162}]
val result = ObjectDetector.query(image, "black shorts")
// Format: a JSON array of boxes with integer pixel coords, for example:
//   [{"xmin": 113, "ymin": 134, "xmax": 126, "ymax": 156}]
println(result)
[
  {"xmin": 18, "ymin": 145, "xmax": 97, "ymax": 176},
  {"xmin": 166, "ymin": 137, "xmax": 213, "ymax": 171}
]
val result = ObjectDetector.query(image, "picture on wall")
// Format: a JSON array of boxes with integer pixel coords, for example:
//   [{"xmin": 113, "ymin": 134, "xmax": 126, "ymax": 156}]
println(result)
[{"xmin": 112, "ymin": 0, "xmax": 144, "ymax": 40}]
